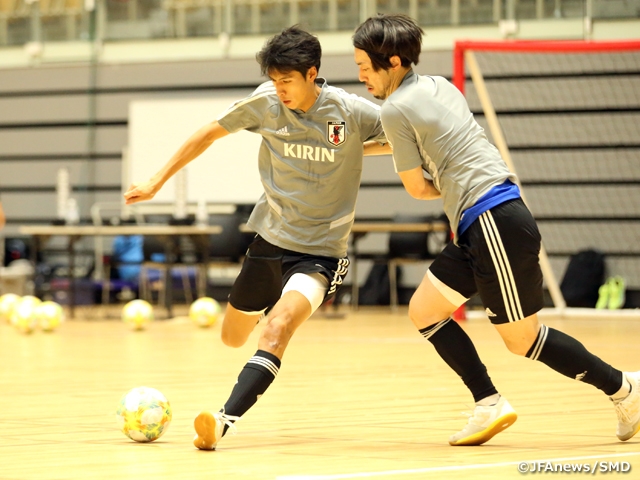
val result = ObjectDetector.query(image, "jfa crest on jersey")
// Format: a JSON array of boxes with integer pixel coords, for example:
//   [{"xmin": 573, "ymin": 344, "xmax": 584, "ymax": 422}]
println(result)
[{"xmin": 327, "ymin": 121, "xmax": 346, "ymax": 146}]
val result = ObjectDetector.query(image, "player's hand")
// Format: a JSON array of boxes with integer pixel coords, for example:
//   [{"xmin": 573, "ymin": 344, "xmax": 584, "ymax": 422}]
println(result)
[{"xmin": 124, "ymin": 181, "xmax": 158, "ymax": 205}]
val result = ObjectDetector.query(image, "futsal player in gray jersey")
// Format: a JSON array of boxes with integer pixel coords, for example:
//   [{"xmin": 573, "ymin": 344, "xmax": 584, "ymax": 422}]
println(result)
[
  {"xmin": 125, "ymin": 26, "xmax": 387, "ymax": 450},
  {"xmin": 353, "ymin": 14, "xmax": 640, "ymax": 446}
]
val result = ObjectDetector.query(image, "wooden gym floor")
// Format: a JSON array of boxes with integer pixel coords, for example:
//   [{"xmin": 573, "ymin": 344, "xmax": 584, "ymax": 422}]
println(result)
[{"xmin": 1, "ymin": 305, "xmax": 639, "ymax": 480}]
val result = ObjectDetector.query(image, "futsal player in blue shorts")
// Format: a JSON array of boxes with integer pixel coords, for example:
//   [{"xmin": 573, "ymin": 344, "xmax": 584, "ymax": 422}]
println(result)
[
  {"xmin": 352, "ymin": 13, "xmax": 639, "ymax": 446},
  {"xmin": 125, "ymin": 26, "xmax": 388, "ymax": 450}
]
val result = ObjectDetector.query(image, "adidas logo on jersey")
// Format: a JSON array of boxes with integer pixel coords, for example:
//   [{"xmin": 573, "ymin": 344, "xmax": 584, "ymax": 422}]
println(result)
[
  {"xmin": 485, "ymin": 307, "xmax": 497, "ymax": 317},
  {"xmin": 276, "ymin": 126, "xmax": 290, "ymax": 136},
  {"xmin": 284, "ymin": 143, "xmax": 336, "ymax": 163}
]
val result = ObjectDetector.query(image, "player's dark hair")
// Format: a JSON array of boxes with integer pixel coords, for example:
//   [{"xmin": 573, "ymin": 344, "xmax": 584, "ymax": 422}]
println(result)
[
  {"xmin": 257, "ymin": 25, "xmax": 322, "ymax": 78},
  {"xmin": 353, "ymin": 14, "xmax": 423, "ymax": 71}
]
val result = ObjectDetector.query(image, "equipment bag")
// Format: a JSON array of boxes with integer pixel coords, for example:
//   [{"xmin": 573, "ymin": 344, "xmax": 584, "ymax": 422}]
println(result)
[{"xmin": 560, "ymin": 249, "xmax": 606, "ymax": 308}]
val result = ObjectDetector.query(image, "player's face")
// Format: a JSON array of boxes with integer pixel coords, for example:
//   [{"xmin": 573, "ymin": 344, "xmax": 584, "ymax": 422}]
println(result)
[
  {"xmin": 354, "ymin": 48, "xmax": 393, "ymax": 100},
  {"xmin": 269, "ymin": 68, "xmax": 318, "ymax": 112}
]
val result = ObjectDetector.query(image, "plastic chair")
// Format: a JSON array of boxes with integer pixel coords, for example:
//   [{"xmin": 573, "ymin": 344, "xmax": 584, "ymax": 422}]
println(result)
[
  {"xmin": 139, "ymin": 235, "xmax": 196, "ymax": 305},
  {"xmin": 89, "ymin": 202, "xmax": 145, "ymax": 310},
  {"xmin": 101, "ymin": 233, "xmax": 142, "ymax": 306}
]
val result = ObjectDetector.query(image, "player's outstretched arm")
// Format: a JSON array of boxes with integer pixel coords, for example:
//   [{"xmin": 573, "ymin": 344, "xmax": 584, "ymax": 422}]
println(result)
[
  {"xmin": 124, "ymin": 121, "xmax": 230, "ymax": 205},
  {"xmin": 363, "ymin": 141, "xmax": 392, "ymax": 156},
  {"xmin": 398, "ymin": 166, "xmax": 441, "ymax": 200}
]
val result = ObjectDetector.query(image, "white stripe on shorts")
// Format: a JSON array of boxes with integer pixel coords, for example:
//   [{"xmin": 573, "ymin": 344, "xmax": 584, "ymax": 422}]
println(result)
[{"xmin": 478, "ymin": 211, "xmax": 524, "ymax": 322}]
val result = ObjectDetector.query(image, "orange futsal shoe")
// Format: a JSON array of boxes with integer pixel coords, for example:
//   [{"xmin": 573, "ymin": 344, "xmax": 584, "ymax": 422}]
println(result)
[{"xmin": 193, "ymin": 410, "xmax": 239, "ymax": 450}]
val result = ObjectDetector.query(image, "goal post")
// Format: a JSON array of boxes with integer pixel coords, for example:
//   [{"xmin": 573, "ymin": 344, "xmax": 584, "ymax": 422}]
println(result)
[
  {"xmin": 451, "ymin": 39, "xmax": 640, "ymax": 311},
  {"xmin": 453, "ymin": 40, "xmax": 640, "ymax": 95}
]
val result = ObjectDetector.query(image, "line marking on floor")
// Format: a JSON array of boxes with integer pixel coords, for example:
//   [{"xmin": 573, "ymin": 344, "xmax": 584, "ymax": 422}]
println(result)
[{"xmin": 276, "ymin": 451, "xmax": 640, "ymax": 479}]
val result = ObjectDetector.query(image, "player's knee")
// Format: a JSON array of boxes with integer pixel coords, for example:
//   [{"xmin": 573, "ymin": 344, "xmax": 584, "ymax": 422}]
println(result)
[
  {"xmin": 261, "ymin": 314, "xmax": 295, "ymax": 350},
  {"xmin": 502, "ymin": 336, "xmax": 535, "ymax": 356},
  {"xmin": 408, "ymin": 296, "xmax": 446, "ymax": 330},
  {"xmin": 497, "ymin": 316, "xmax": 540, "ymax": 356},
  {"xmin": 407, "ymin": 301, "xmax": 425, "ymax": 328}
]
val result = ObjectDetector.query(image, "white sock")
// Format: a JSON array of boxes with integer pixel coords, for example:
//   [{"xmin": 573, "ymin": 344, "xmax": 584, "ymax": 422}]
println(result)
[
  {"xmin": 610, "ymin": 377, "xmax": 632, "ymax": 401},
  {"xmin": 476, "ymin": 393, "xmax": 501, "ymax": 406}
]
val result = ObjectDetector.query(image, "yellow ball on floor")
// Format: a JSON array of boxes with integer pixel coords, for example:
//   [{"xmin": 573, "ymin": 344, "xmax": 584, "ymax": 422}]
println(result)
[
  {"xmin": 12, "ymin": 298, "xmax": 40, "ymax": 334},
  {"xmin": 116, "ymin": 386, "xmax": 172, "ymax": 443},
  {"xmin": 122, "ymin": 299, "xmax": 154, "ymax": 330},
  {"xmin": 189, "ymin": 297, "xmax": 221, "ymax": 328},
  {"xmin": 37, "ymin": 301, "xmax": 65, "ymax": 332},
  {"xmin": 20, "ymin": 295, "xmax": 42, "ymax": 307},
  {"xmin": 0, "ymin": 293, "xmax": 21, "ymax": 323}
]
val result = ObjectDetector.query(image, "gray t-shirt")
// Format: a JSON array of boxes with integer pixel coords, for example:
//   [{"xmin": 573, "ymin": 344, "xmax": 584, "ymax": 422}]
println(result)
[
  {"xmin": 217, "ymin": 79, "xmax": 385, "ymax": 257},
  {"xmin": 381, "ymin": 71, "xmax": 517, "ymax": 240}
]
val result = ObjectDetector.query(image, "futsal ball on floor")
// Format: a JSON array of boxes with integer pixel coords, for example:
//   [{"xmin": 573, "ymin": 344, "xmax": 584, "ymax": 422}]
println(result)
[
  {"xmin": 11, "ymin": 297, "xmax": 41, "ymax": 334},
  {"xmin": 122, "ymin": 299, "xmax": 154, "ymax": 330},
  {"xmin": 36, "ymin": 301, "xmax": 64, "ymax": 332},
  {"xmin": 116, "ymin": 386, "xmax": 172, "ymax": 443},
  {"xmin": 189, "ymin": 297, "xmax": 221, "ymax": 328},
  {"xmin": 0, "ymin": 293, "xmax": 21, "ymax": 323},
  {"xmin": 16, "ymin": 295, "xmax": 41, "ymax": 318}
]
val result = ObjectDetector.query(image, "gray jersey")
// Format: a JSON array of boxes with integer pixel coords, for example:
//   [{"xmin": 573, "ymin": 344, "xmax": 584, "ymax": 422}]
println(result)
[
  {"xmin": 217, "ymin": 79, "xmax": 385, "ymax": 258},
  {"xmin": 381, "ymin": 71, "xmax": 517, "ymax": 241}
]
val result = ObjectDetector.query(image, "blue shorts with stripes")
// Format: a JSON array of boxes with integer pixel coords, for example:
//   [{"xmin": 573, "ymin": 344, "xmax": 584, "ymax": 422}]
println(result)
[
  {"xmin": 229, "ymin": 235, "xmax": 349, "ymax": 313},
  {"xmin": 429, "ymin": 198, "xmax": 544, "ymax": 324}
]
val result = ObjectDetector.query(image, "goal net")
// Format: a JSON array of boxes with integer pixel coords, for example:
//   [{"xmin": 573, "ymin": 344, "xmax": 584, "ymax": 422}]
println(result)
[{"xmin": 453, "ymin": 40, "xmax": 640, "ymax": 311}]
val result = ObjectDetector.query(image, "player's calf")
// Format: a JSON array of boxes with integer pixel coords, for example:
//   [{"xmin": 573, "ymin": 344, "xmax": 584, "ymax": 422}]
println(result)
[{"xmin": 220, "ymin": 310, "xmax": 264, "ymax": 348}]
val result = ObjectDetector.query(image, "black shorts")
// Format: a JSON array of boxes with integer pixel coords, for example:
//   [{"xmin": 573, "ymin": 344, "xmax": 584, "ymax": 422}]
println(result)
[
  {"xmin": 429, "ymin": 198, "xmax": 544, "ymax": 324},
  {"xmin": 228, "ymin": 235, "xmax": 350, "ymax": 313}
]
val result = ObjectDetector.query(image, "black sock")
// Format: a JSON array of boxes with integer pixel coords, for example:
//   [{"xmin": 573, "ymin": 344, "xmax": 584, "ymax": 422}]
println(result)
[
  {"xmin": 526, "ymin": 325, "xmax": 623, "ymax": 396},
  {"xmin": 221, "ymin": 349, "xmax": 281, "ymax": 434},
  {"xmin": 420, "ymin": 318, "xmax": 498, "ymax": 403}
]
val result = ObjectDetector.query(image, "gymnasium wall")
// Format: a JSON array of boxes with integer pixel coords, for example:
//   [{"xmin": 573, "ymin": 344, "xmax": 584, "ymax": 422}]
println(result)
[{"xmin": 1, "ymin": 47, "xmax": 638, "ymax": 295}]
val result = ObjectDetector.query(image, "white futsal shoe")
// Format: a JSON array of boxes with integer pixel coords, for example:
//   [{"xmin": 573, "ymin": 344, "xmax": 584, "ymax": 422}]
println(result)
[
  {"xmin": 449, "ymin": 395, "xmax": 518, "ymax": 446},
  {"xmin": 193, "ymin": 410, "xmax": 239, "ymax": 450},
  {"xmin": 612, "ymin": 371, "xmax": 640, "ymax": 441}
]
